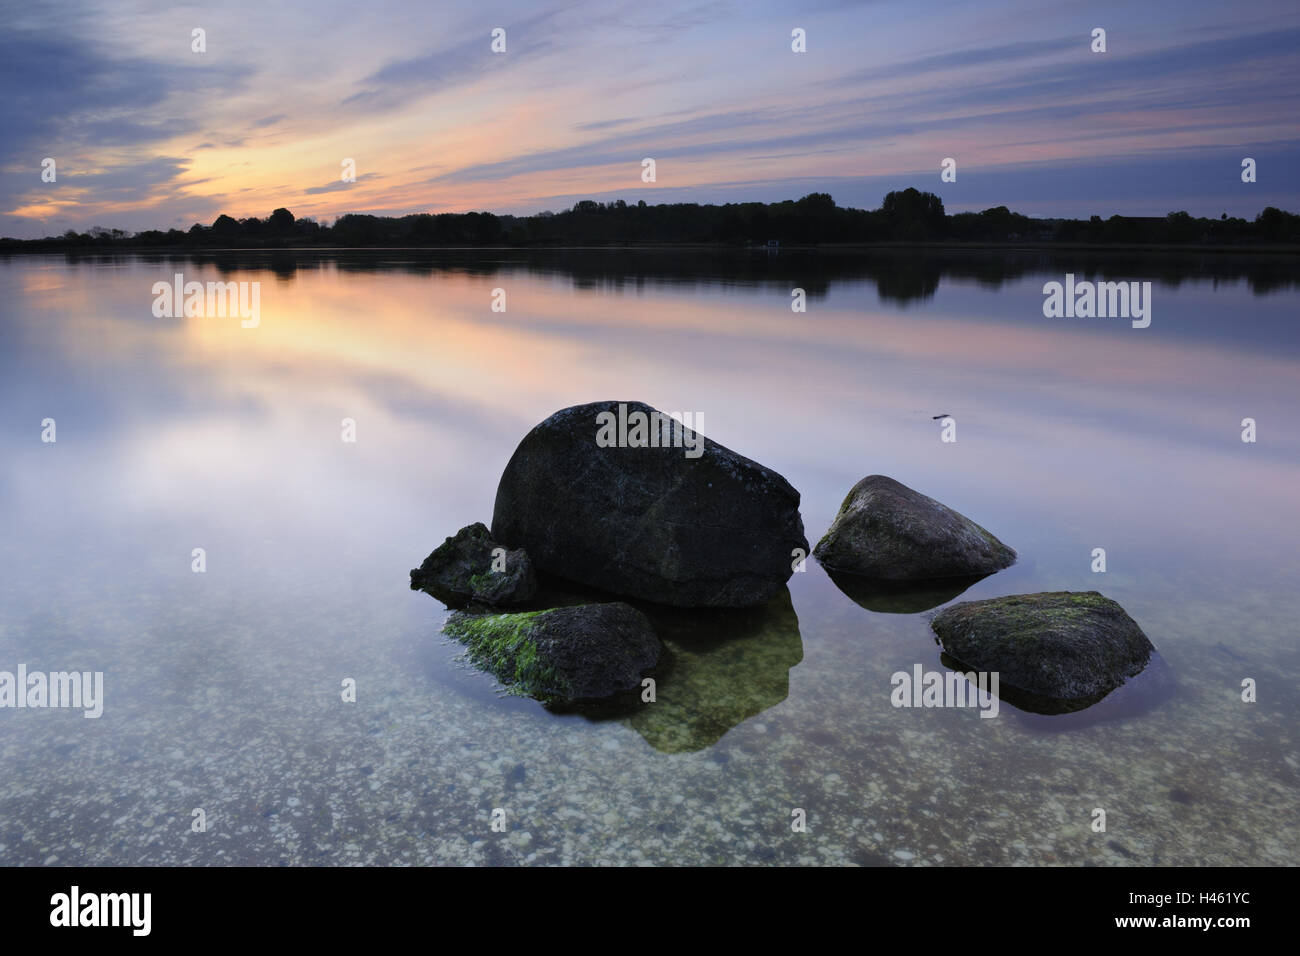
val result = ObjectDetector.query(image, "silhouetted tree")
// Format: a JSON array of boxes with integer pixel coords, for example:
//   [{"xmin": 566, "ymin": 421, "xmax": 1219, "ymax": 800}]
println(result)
[
  {"xmin": 882, "ymin": 188, "xmax": 946, "ymax": 239},
  {"xmin": 1256, "ymin": 207, "xmax": 1300, "ymax": 242},
  {"xmin": 268, "ymin": 207, "xmax": 295, "ymax": 233}
]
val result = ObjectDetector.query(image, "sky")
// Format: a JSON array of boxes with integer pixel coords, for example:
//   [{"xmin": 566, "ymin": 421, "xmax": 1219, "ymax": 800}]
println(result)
[{"xmin": 1, "ymin": 0, "xmax": 1297, "ymax": 238}]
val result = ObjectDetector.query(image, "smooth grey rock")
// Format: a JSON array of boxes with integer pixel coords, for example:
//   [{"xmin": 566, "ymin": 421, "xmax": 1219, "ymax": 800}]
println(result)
[{"xmin": 814, "ymin": 475, "xmax": 1014, "ymax": 580}]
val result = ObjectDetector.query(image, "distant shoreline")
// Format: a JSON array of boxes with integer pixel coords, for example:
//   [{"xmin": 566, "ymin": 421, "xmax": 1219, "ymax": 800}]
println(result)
[
  {"xmin": 4, "ymin": 240, "xmax": 1299, "ymax": 255},
  {"xmin": 7, "ymin": 190, "xmax": 1297, "ymax": 252}
]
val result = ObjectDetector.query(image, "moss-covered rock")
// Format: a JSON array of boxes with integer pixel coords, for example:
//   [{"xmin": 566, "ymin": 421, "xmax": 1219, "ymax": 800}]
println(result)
[
  {"xmin": 410, "ymin": 522, "xmax": 537, "ymax": 608},
  {"xmin": 442, "ymin": 602, "xmax": 660, "ymax": 703},
  {"xmin": 930, "ymin": 591, "xmax": 1155, "ymax": 703},
  {"xmin": 814, "ymin": 475, "xmax": 1015, "ymax": 580}
]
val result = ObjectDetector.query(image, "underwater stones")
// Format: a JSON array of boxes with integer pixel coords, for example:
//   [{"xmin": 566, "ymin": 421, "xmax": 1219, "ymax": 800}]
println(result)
[
  {"xmin": 813, "ymin": 475, "xmax": 1015, "ymax": 580},
  {"xmin": 491, "ymin": 401, "xmax": 808, "ymax": 608},
  {"xmin": 442, "ymin": 602, "xmax": 660, "ymax": 703},
  {"xmin": 930, "ymin": 591, "xmax": 1155, "ymax": 704},
  {"xmin": 410, "ymin": 522, "xmax": 537, "ymax": 608}
]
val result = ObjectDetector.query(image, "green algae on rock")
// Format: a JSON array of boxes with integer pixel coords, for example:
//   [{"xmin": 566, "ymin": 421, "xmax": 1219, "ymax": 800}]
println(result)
[
  {"xmin": 442, "ymin": 602, "xmax": 660, "ymax": 703},
  {"xmin": 411, "ymin": 522, "xmax": 537, "ymax": 608},
  {"xmin": 814, "ymin": 475, "xmax": 1014, "ymax": 580},
  {"xmin": 930, "ymin": 591, "xmax": 1155, "ymax": 704}
]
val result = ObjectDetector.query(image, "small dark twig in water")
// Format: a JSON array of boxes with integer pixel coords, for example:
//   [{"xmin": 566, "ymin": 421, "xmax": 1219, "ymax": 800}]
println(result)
[{"xmin": 932, "ymin": 413, "xmax": 952, "ymax": 419}]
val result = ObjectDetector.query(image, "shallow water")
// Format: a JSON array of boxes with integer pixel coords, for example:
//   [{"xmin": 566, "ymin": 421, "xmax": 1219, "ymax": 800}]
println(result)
[{"xmin": 0, "ymin": 248, "xmax": 1297, "ymax": 865}]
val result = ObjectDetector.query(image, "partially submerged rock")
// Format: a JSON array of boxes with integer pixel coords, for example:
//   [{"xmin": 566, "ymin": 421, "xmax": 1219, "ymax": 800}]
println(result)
[
  {"xmin": 814, "ymin": 475, "xmax": 1014, "ymax": 580},
  {"xmin": 491, "ymin": 401, "xmax": 808, "ymax": 608},
  {"xmin": 410, "ymin": 522, "xmax": 537, "ymax": 608},
  {"xmin": 930, "ymin": 591, "xmax": 1155, "ymax": 705},
  {"xmin": 442, "ymin": 602, "xmax": 660, "ymax": 703}
]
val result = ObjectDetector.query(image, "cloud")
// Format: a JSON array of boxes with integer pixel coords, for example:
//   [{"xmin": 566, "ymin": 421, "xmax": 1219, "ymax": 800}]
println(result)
[
  {"xmin": 864, "ymin": 26, "xmax": 1300, "ymax": 126},
  {"xmin": 0, "ymin": 21, "xmax": 249, "ymax": 165},
  {"xmin": 835, "ymin": 35, "xmax": 1081, "ymax": 86},
  {"xmin": 430, "ymin": 20, "xmax": 1300, "ymax": 192},
  {"xmin": 575, "ymin": 117, "xmax": 640, "ymax": 132},
  {"xmin": 0, "ymin": 4, "xmax": 251, "ymax": 233},
  {"xmin": 340, "ymin": 6, "xmax": 568, "ymax": 110},
  {"xmin": 425, "ymin": 104, "xmax": 811, "ymax": 184},
  {"xmin": 59, "ymin": 157, "xmax": 195, "ymax": 201},
  {"xmin": 304, "ymin": 172, "xmax": 382, "ymax": 194}
]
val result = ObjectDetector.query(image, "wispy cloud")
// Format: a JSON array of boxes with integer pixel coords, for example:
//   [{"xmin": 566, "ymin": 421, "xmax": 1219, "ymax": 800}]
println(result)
[
  {"xmin": 340, "ymin": 6, "xmax": 569, "ymax": 110},
  {"xmin": 304, "ymin": 173, "xmax": 382, "ymax": 194}
]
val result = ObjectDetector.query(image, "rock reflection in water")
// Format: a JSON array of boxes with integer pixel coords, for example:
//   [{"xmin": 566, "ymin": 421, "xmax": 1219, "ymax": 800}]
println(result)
[
  {"xmin": 826, "ymin": 568, "xmax": 989, "ymax": 614},
  {"xmin": 621, "ymin": 589, "xmax": 804, "ymax": 753},
  {"xmin": 936, "ymin": 649, "xmax": 1177, "ymax": 729}
]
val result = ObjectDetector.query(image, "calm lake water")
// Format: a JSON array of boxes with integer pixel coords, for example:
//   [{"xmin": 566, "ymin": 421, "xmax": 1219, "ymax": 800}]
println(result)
[{"xmin": 1, "ymin": 248, "xmax": 1297, "ymax": 866}]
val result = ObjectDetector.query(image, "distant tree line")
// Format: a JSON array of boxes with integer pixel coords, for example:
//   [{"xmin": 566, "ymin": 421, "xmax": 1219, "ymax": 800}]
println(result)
[{"xmin": 4, "ymin": 190, "xmax": 1299, "ymax": 250}]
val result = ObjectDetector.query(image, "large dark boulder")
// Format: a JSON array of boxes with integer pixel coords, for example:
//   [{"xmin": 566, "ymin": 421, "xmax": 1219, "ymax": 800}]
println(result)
[
  {"xmin": 410, "ymin": 522, "xmax": 537, "ymax": 608},
  {"xmin": 814, "ymin": 475, "xmax": 1014, "ymax": 580},
  {"xmin": 442, "ymin": 602, "xmax": 660, "ymax": 703},
  {"xmin": 491, "ymin": 401, "xmax": 808, "ymax": 608},
  {"xmin": 930, "ymin": 591, "xmax": 1155, "ymax": 703}
]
